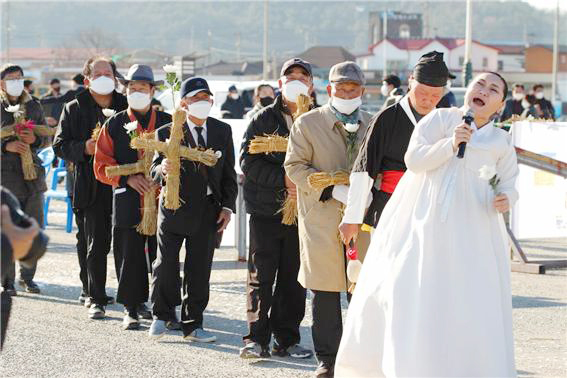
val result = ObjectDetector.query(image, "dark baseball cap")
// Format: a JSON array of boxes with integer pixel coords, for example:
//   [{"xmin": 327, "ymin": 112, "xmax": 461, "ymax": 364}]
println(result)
[
  {"xmin": 280, "ymin": 58, "xmax": 312, "ymax": 78},
  {"xmin": 329, "ymin": 61, "xmax": 365, "ymax": 85},
  {"xmin": 180, "ymin": 77, "xmax": 213, "ymax": 98}
]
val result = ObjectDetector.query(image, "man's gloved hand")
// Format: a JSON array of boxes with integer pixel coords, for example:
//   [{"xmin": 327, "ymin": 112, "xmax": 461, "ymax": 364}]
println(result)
[{"xmin": 319, "ymin": 185, "xmax": 334, "ymax": 202}]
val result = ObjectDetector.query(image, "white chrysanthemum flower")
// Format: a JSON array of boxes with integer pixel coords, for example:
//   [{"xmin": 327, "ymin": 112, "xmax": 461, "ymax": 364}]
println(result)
[
  {"xmin": 344, "ymin": 123, "xmax": 359, "ymax": 133},
  {"xmin": 215, "ymin": 150, "xmax": 223, "ymax": 159},
  {"xmin": 5, "ymin": 104, "xmax": 20, "ymax": 113},
  {"xmin": 163, "ymin": 65, "xmax": 177, "ymax": 74},
  {"xmin": 102, "ymin": 108, "xmax": 116, "ymax": 118},
  {"xmin": 478, "ymin": 165, "xmax": 497, "ymax": 181},
  {"xmin": 123, "ymin": 121, "xmax": 138, "ymax": 133}
]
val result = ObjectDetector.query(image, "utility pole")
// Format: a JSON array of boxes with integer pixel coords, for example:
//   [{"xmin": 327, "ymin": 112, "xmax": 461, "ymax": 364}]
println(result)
[
  {"xmin": 462, "ymin": 0, "xmax": 473, "ymax": 86},
  {"xmin": 2, "ymin": 0, "xmax": 11, "ymax": 63},
  {"xmin": 382, "ymin": 10, "xmax": 388, "ymax": 78},
  {"xmin": 236, "ymin": 32, "xmax": 241, "ymax": 63},
  {"xmin": 262, "ymin": 0, "xmax": 269, "ymax": 80},
  {"xmin": 551, "ymin": 0, "xmax": 559, "ymax": 104},
  {"xmin": 207, "ymin": 30, "xmax": 212, "ymax": 66}
]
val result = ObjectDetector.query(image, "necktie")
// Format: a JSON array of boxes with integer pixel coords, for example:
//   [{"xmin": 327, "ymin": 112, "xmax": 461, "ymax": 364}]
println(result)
[{"xmin": 195, "ymin": 126, "xmax": 206, "ymax": 148}]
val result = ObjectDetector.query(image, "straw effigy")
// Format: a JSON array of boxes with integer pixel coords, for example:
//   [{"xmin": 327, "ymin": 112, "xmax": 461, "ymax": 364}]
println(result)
[{"xmin": 307, "ymin": 171, "xmax": 350, "ymax": 191}]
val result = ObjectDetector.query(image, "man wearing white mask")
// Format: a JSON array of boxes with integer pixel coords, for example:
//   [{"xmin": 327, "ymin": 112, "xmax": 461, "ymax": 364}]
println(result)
[
  {"xmin": 0, "ymin": 64, "xmax": 48, "ymax": 296},
  {"xmin": 380, "ymin": 74, "xmax": 404, "ymax": 111},
  {"xmin": 54, "ymin": 56, "xmax": 128, "ymax": 319},
  {"xmin": 93, "ymin": 64, "xmax": 171, "ymax": 329},
  {"xmin": 284, "ymin": 61, "xmax": 372, "ymax": 378},
  {"xmin": 532, "ymin": 84, "xmax": 555, "ymax": 120},
  {"xmin": 500, "ymin": 83, "xmax": 525, "ymax": 121},
  {"xmin": 238, "ymin": 58, "xmax": 314, "ymax": 360},
  {"xmin": 148, "ymin": 77, "xmax": 237, "ymax": 342}
]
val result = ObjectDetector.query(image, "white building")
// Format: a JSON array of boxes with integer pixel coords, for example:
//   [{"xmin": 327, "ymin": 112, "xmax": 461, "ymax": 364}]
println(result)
[{"xmin": 357, "ymin": 37, "xmax": 500, "ymax": 78}]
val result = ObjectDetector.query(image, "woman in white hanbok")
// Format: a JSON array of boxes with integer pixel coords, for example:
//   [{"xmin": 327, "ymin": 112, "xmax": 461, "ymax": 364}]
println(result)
[{"xmin": 335, "ymin": 73, "xmax": 518, "ymax": 377}]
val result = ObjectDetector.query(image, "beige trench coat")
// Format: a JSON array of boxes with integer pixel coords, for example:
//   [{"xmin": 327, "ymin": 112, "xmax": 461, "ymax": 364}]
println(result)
[{"xmin": 284, "ymin": 103, "xmax": 372, "ymax": 292}]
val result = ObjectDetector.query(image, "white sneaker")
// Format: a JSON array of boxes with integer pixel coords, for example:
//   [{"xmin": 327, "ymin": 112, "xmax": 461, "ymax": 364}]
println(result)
[
  {"xmin": 183, "ymin": 328, "xmax": 216, "ymax": 343},
  {"xmin": 149, "ymin": 319, "xmax": 167, "ymax": 339},
  {"xmin": 88, "ymin": 304, "xmax": 105, "ymax": 319}
]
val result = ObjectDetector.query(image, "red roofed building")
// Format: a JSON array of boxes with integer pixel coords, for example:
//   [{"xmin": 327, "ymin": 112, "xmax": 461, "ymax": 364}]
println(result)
[{"xmin": 357, "ymin": 37, "xmax": 500, "ymax": 82}]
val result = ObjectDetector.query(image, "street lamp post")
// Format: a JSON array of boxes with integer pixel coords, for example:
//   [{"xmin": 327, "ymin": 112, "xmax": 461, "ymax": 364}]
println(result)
[{"xmin": 462, "ymin": 0, "xmax": 473, "ymax": 86}]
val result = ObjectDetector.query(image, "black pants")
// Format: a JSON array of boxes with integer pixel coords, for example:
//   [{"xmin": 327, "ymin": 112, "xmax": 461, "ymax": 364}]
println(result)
[
  {"xmin": 3, "ymin": 192, "xmax": 43, "ymax": 286},
  {"xmin": 311, "ymin": 290, "xmax": 344, "ymax": 365},
  {"xmin": 1, "ymin": 291, "xmax": 11, "ymax": 350},
  {"xmin": 114, "ymin": 226, "xmax": 156, "ymax": 308},
  {"xmin": 243, "ymin": 215, "xmax": 305, "ymax": 348},
  {"xmin": 78, "ymin": 183, "xmax": 113, "ymax": 305},
  {"xmin": 151, "ymin": 199, "xmax": 218, "ymax": 335},
  {"xmin": 72, "ymin": 204, "xmax": 88, "ymax": 295}
]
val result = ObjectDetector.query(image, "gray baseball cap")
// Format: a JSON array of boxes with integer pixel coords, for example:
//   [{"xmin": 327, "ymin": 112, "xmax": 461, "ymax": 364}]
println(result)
[{"xmin": 329, "ymin": 61, "xmax": 365, "ymax": 85}]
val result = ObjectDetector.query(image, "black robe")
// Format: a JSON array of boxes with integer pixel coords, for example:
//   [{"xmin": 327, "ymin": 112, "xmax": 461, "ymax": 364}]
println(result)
[{"xmin": 349, "ymin": 96, "xmax": 419, "ymax": 227}]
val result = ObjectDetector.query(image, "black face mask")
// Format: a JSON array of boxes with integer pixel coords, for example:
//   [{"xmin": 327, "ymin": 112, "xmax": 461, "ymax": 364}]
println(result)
[{"xmin": 259, "ymin": 96, "xmax": 274, "ymax": 107}]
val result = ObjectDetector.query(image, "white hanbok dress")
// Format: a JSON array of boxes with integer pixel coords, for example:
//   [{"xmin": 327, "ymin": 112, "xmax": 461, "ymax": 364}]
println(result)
[{"xmin": 335, "ymin": 107, "xmax": 518, "ymax": 377}]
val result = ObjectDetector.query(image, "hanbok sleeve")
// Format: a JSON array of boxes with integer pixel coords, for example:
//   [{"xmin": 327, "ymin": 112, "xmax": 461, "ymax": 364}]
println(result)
[
  {"xmin": 342, "ymin": 114, "xmax": 383, "ymax": 224},
  {"xmin": 405, "ymin": 109, "xmax": 455, "ymax": 173},
  {"xmin": 495, "ymin": 133, "xmax": 519, "ymax": 206}
]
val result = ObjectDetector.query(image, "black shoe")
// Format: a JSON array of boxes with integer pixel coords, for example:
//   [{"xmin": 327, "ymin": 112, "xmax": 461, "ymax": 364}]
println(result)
[
  {"xmin": 272, "ymin": 342, "xmax": 313, "ymax": 359},
  {"xmin": 137, "ymin": 303, "xmax": 152, "ymax": 320},
  {"xmin": 123, "ymin": 308, "xmax": 140, "ymax": 330},
  {"xmin": 315, "ymin": 360, "xmax": 334, "ymax": 378},
  {"xmin": 19, "ymin": 280, "xmax": 40, "ymax": 294},
  {"xmin": 88, "ymin": 303, "xmax": 106, "ymax": 319},
  {"xmin": 3, "ymin": 284, "xmax": 17, "ymax": 296},
  {"xmin": 105, "ymin": 295, "xmax": 115, "ymax": 305},
  {"xmin": 166, "ymin": 319, "xmax": 181, "ymax": 331}
]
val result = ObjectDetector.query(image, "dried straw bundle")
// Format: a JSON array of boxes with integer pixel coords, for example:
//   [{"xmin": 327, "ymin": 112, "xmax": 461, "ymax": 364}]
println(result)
[
  {"xmin": 293, "ymin": 94, "xmax": 312, "ymax": 120},
  {"xmin": 136, "ymin": 132, "xmax": 158, "ymax": 235},
  {"xmin": 307, "ymin": 171, "xmax": 350, "ymax": 191},
  {"xmin": 163, "ymin": 110, "xmax": 185, "ymax": 210},
  {"xmin": 280, "ymin": 195, "xmax": 297, "ymax": 226},
  {"xmin": 91, "ymin": 123, "xmax": 102, "ymax": 141},
  {"xmin": 248, "ymin": 134, "xmax": 288, "ymax": 154}
]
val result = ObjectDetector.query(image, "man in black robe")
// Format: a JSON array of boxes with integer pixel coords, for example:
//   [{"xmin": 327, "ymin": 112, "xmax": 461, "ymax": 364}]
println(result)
[{"xmin": 339, "ymin": 51, "xmax": 451, "ymax": 245}]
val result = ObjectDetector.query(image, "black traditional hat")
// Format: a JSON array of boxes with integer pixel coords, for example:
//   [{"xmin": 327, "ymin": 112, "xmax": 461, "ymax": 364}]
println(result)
[{"xmin": 413, "ymin": 51, "xmax": 451, "ymax": 87}]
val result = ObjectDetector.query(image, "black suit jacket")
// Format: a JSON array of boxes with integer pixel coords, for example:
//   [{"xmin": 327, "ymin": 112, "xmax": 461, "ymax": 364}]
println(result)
[{"xmin": 151, "ymin": 117, "xmax": 237, "ymax": 236}]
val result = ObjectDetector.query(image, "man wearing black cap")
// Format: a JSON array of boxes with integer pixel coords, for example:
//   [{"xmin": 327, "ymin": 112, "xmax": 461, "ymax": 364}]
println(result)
[
  {"xmin": 238, "ymin": 57, "xmax": 314, "ymax": 360},
  {"xmin": 53, "ymin": 56, "xmax": 128, "ymax": 319},
  {"xmin": 340, "ymin": 51, "xmax": 449, "ymax": 246},
  {"xmin": 93, "ymin": 64, "xmax": 171, "ymax": 329},
  {"xmin": 221, "ymin": 84, "xmax": 245, "ymax": 119},
  {"xmin": 148, "ymin": 77, "xmax": 237, "ymax": 342}
]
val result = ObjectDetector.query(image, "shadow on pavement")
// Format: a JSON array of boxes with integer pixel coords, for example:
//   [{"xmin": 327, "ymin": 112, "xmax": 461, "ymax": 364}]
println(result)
[{"xmin": 512, "ymin": 295, "xmax": 565, "ymax": 309}]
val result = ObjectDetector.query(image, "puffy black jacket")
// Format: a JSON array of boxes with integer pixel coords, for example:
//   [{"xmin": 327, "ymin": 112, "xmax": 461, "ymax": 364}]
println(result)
[{"xmin": 240, "ymin": 95, "xmax": 291, "ymax": 219}]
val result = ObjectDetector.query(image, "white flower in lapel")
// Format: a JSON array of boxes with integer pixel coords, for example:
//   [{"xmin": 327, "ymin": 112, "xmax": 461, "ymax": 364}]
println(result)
[
  {"xmin": 478, "ymin": 165, "xmax": 497, "ymax": 181},
  {"xmin": 215, "ymin": 150, "xmax": 223, "ymax": 159},
  {"xmin": 5, "ymin": 104, "xmax": 23, "ymax": 118},
  {"xmin": 124, "ymin": 121, "xmax": 138, "ymax": 134},
  {"xmin": 343, "ymin": 122, "xmax": 359, "ymax": 133},
  {"xmin": 102, "ymin": 108, "xmax": 116, "ymax": 118}
]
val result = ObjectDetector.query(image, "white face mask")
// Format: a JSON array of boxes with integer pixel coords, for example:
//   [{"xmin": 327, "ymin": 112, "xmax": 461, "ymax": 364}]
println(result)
[
  {"xmin": 513, "ymin": 92, "xmax": 524, "ymax": 101},
  {"xmin": 332, "ymin": 96, "xmax": 362, "ymax": 115},
  {"xmin": 446, "ymin": 80, "xmax": 452, "ymax": 89},
  {"xmin": 5, "ymin": 79, "xmax": 24, "ymax": 97},
  {"xmin": 89, "ymin": 76, "xmax": 115, "ymax": 95},
  {"xmin": 127, "ymin": 91, "xmax": 151, "ymax": 110},
  {"xmin": 229, "ymin": 93, "xmax": 239, "ymax": 100},
  {"xmin": 281, "ymin": 79, "xmax": 309, "ymax": 103},
  {"xmin": 535, "ymin": 92, "xmax": 544, "ymax": 100},
  {"xmin": 187, "ymin": 100, "xmax": 212, "ymax": 120},
  {"xmin": 380, "ymin": 84, "xmax": 390, "ymax": 97},
  {"xmin": 521, "ymin": 100, "xmax": 531, "ymax": 109}
]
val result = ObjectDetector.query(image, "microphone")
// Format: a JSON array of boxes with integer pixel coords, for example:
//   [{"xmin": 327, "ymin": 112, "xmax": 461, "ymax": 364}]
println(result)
[{"xmin": 457, "ymin": 109, "xmax": 475, "ymax": 159}]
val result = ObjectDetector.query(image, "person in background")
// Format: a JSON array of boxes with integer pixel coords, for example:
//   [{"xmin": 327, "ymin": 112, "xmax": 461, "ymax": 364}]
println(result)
[
  {"xmin": 532, "ymin": 84, "xmax": 554, "ymax": 120},
  {"xmin": 380, "ymin": 74, "xmax": 404, "ymax": 111},
  {"xmin": 53, "ymin": 56, "xmax": 128, "ymax": 319},
  {"xmin": 23, "ymin": 80, "xmax": 37, "ymax": 100},
  {"xmin": 0, "ymin": 64, "xmax": 48, "ymax": 296},
  {"xmin": 245, "ymin": 84, "xmax": 275, "ymax": 119},
  {"xmin": 521, "ymin": 94, "xmax": 540, "ymax": 119},
  {"xmin": 43, "ymin": 78, "xmax": 62, "ymax": 99},
  {"xmin": 221, "ymin": 85, "xmax": 245, "ymax": 119},
  {"xmin": 500, "ymin": 83, "xmax": 525, "ymax": 121},
  {"xmin": 436, "ymin": 73, "xmax": 458, "ymax": 108},
  {"xmin": 42, "ymin": 78, "xmax": 65, "ymax": 125}
]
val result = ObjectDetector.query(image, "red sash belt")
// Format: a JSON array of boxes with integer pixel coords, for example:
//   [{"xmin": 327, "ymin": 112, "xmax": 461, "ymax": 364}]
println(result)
[{"xmin": 380, "ymin": 170, "xmax": 404, "ymax": 194}]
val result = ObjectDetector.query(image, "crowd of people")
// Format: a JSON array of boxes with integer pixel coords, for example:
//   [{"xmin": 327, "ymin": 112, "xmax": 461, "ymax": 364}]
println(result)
[{"xmin": 0, "ymin": 49, "xmax": 530, "ymax": 377}]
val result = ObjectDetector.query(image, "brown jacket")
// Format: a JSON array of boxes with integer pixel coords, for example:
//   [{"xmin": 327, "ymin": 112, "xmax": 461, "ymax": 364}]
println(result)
[{"xmin": 284, "ymin": 103, "xmax": 372, "ymax": 292}]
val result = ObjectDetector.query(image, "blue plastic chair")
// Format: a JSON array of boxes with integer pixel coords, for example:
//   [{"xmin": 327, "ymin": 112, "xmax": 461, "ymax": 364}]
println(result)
[
  {"xmin": 43, "ymin": 159, "xmax": 73, "ymax": 233},
  {"xmin": 38, "ymin": 147, "xmax": 55, "ymax": 176}
]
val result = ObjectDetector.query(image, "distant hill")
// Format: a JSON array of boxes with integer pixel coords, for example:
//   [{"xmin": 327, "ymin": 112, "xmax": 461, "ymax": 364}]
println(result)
[{"xmin": 3, "ymin": 0, "xmax": 565, "ymax": 61}]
